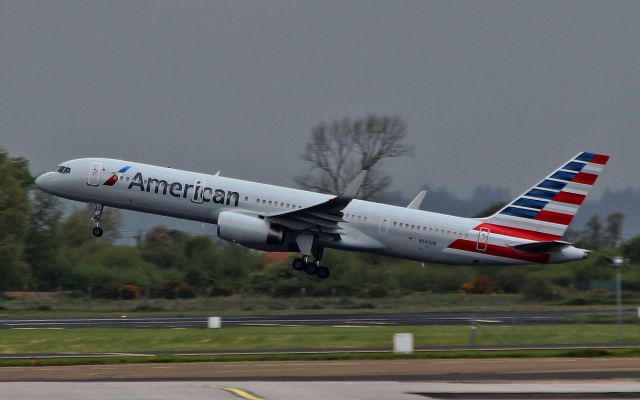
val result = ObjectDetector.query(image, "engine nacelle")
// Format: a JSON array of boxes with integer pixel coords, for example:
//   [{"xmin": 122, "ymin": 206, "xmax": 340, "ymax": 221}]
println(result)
[{"xmin": 216, "ymin": 211, "xmax": 285, "ymax": 246}]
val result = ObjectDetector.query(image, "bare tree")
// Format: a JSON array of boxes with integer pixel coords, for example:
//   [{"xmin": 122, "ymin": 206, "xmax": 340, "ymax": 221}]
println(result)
[{"xmin": 295, "ymin": 114, "xmax": 413, "ymax": 200}]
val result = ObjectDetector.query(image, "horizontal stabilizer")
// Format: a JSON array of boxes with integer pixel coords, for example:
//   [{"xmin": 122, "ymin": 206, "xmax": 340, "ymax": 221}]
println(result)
[{"xmin": 511, "ymin": 240, "xmax": 572, "ymax": 253}]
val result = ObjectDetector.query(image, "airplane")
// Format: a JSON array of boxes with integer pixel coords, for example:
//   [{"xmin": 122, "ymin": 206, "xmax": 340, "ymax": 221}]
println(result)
[{"xmin": 35, "ymin": 152, "xmax": 609, "ymax": 279}]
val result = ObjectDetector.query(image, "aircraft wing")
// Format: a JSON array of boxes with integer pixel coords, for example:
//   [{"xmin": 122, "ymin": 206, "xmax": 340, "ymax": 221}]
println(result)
[{"xmin": 266, "ymin": 170, "xmax": 367, "ymax": 235}]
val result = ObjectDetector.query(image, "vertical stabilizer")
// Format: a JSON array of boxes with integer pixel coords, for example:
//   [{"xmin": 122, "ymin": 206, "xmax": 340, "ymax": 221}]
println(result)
[{"xmin": 480, "ymin": 152, "xmax": 610, "ymax": 241}]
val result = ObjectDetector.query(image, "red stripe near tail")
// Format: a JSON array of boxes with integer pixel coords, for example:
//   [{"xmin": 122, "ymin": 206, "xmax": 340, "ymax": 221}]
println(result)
[
  {"xmin": 474, "ymin": 223, "xmax": 561, "ymax": 241},
  {"xmin": 448, "ymin": 239, "xmax": 551, "ymax": 263}
]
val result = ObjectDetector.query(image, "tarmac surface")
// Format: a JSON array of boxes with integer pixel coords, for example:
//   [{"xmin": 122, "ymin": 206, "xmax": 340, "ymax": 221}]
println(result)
[
  {"xmin": 0, "ymin": 310, "xmax": 629, "ymax": 329},
  {"xmin": 1, "ymin": 358, "xmax": 639, "ymax": 382},
  {"xmin": 2, "ymin": 381, "xmax": 640, "ymax": 400}
]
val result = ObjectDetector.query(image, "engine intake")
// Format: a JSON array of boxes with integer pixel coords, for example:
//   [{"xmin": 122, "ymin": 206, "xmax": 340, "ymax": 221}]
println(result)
[{"xmin": 216, "ymin": 211, "xmax": 284, "ymax": 245}]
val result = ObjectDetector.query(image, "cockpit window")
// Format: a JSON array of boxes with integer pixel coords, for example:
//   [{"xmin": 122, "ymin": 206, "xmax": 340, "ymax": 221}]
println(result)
[
  {"xmin": 57, "ymin": 166, "xmax": 65, "ymax": 173},
  {"xmin": 56, "ymin": 166, "xmax": 71, "ymax": 174}
]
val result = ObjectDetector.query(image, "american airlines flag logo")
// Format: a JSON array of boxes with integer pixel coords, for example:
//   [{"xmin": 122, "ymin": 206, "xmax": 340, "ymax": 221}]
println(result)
[
  {"xmin": 446, "ymin": 152, "xmax": 609, "ymax": 263},
  {"xmin": 103, "ymin": 165, "xmax": 131, "ymax": 186},
  {"xmin": 496, "ymin": 152, "xmax": 609, "ymax": 228}
]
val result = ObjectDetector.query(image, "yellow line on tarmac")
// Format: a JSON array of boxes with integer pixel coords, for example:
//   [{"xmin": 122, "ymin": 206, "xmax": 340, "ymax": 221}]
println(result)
[{"xmin": 214, "ymin": 386, "xmax": 266, "ymax": 400}]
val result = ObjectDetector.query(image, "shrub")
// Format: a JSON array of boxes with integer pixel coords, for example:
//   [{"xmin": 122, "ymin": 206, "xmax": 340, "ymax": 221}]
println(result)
[
  {"xmin": 367, "ymin": 285, "xmax": 389, "ymax": 298},
  {"xmin": 210, "ymin": 285, "xmax": 234, "ymax": 297},
  {"xmin": 522, "ymin": 276, "xmax": 556, "ymax": 301},
  {"xmin": 300, "ymin": 303, "xmax": 325, "ymax": 310},
  {"xmin": 159, "ymin": 281, "xmax": 195, "ymax": 299},
  {"xmin": 132, "ymin": 304, "xmax": 163, "ymax": 312},
  {"xmin": 562, "ymin": 297, "xmax": 588, "ymax": 305},
  {"xmin": 462, "ymin": 276, "xmax": 502, "ymax": 294},
  {"xmin": 120, "ymin": 284, "xmax": 141, "ymax": 300}
]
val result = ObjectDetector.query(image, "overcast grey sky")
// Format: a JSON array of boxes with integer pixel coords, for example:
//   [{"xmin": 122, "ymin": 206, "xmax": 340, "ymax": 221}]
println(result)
[{"xmin": 1, "ymin": 1, "xmax": 638, "ymax": 199}]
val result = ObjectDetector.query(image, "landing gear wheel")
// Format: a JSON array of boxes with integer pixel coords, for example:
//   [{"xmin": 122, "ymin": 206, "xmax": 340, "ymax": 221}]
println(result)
[
  {"xmin": 316, "ymin": 266, "xmax": 330, "ymax": 279},
  {"xmin": 292, "ymin": 258, "xmax": 305, "ymax": 271},
  {"xmin": 91, "ymin": 203, "xmax": 104, "ymax": 238},
  {"xmin": 304, "ymin": 262, "xmax": 318, "ymax": 275}
]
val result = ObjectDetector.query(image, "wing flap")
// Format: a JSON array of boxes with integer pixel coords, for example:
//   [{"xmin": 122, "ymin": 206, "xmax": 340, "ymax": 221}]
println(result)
[
  {"xmin": 294, "ymin": 215, "xmax": 342, "ymax": 229},
  {"xmin": 307, "ymin": 211, "xmax": 346, "ymax": 223},
  {"xmin": 265, "ymin": 170, "xmax": 367, "ymax": 237},
  {"xmin": 269, "ymin": 217, "xmax": 313, "ymax": 230}
]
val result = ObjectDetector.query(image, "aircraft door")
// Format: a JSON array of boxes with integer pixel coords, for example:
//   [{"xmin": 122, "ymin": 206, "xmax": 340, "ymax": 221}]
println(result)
[
  {"xmin": 87, "ymin": 162, "xmax": 102, "ymax": 186},
  {"xmin": 476, "ymin": 227, "xmax": 490, "ymax": 251},
  {"xmin": 379, "ymin": 217, "xmax": 389, "ymax": 234}
]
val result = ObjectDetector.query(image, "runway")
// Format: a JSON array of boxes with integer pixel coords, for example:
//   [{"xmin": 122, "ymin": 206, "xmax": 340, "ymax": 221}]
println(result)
[
  {"xmin": 0, "ymin": 310, "xmax": 624, "ymax": 329},
  {"xmin": 1, "ymin": 381, "xmax": 640, "ymax": 400}
]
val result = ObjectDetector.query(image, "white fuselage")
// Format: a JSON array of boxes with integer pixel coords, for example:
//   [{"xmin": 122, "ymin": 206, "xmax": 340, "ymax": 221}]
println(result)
[{"xmin": 35, "ymin": 158, "xmax": 587, "ymax": 266}]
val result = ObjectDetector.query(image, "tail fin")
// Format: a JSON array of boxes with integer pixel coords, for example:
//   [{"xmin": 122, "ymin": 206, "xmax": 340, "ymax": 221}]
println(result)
[{"xmin": 481, "ymin": 152, "xmax": 610, "ymax": 241}]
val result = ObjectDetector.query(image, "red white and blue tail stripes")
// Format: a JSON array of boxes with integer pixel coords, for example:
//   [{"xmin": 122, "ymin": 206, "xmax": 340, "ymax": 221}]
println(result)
[
  {"xmin": 486, "ymin": 151, "xmax": 609, "ymax": 240},
  {"xmin": 446, "ymin": 152, "xmax": 609, "ymax": 264}
]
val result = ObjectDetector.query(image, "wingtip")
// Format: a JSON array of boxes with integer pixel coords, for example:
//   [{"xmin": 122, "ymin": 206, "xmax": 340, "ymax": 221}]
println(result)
[{"xmin": 340, "ymin": 170, "xmax": 368, "ymax": 199}]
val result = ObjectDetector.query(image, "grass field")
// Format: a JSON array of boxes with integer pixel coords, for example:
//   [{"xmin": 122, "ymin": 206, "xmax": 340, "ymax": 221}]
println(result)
[
  {"xmin": 1, "ymin": 324, "xmax": 639, "ymax": 354},
  {"xmin": 1, "ymin": 293, "xmax": 634, "ymax": 318}
]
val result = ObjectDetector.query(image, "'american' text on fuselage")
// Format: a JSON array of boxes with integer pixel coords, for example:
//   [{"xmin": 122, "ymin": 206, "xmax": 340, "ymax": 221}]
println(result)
[{"xmin": 127, "ymin": 172, "xmax": 240, "ymax": 206}]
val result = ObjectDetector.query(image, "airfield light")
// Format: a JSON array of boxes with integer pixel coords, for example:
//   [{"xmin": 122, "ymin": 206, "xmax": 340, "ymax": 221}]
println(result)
[{"xmin": 608, "ymin": 256, "xmax": 629, "ymax": 342}]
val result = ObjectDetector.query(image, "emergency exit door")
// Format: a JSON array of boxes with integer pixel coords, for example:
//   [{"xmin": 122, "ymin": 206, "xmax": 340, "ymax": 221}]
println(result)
[
  {"xmin": 476, "ymin": 227, "xmax": 490, "ymax": 251},
  {"xmin": 379, "ymin": 217, "xmax": 389, "ymax": 234}
]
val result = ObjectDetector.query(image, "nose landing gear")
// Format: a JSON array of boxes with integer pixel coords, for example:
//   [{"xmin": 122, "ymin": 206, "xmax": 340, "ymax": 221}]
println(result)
[{"xmin": 91, "ymin": 204, "xmax": 104, "ymax": 237}]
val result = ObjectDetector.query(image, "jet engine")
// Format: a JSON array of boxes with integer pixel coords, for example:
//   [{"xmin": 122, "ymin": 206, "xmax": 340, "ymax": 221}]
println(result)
[{"xmin": 216, "ymin": 211, "xmax": 285, "ymax": 246}]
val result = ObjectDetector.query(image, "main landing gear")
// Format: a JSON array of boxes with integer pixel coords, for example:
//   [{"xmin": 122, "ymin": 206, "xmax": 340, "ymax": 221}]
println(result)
[
  {"xmin": 91, "ymin": 203, "xmax": 104, "ymax": 237},
  {"xmin": 291, "ymin": 246, "xmax": 330, "ymax": 280}
]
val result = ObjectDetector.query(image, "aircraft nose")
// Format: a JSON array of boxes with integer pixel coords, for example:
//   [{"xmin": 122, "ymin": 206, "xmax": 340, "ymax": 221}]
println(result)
[{"xmin": 35, "ymin": 172, "xmax": 52, "ymax": 192}]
